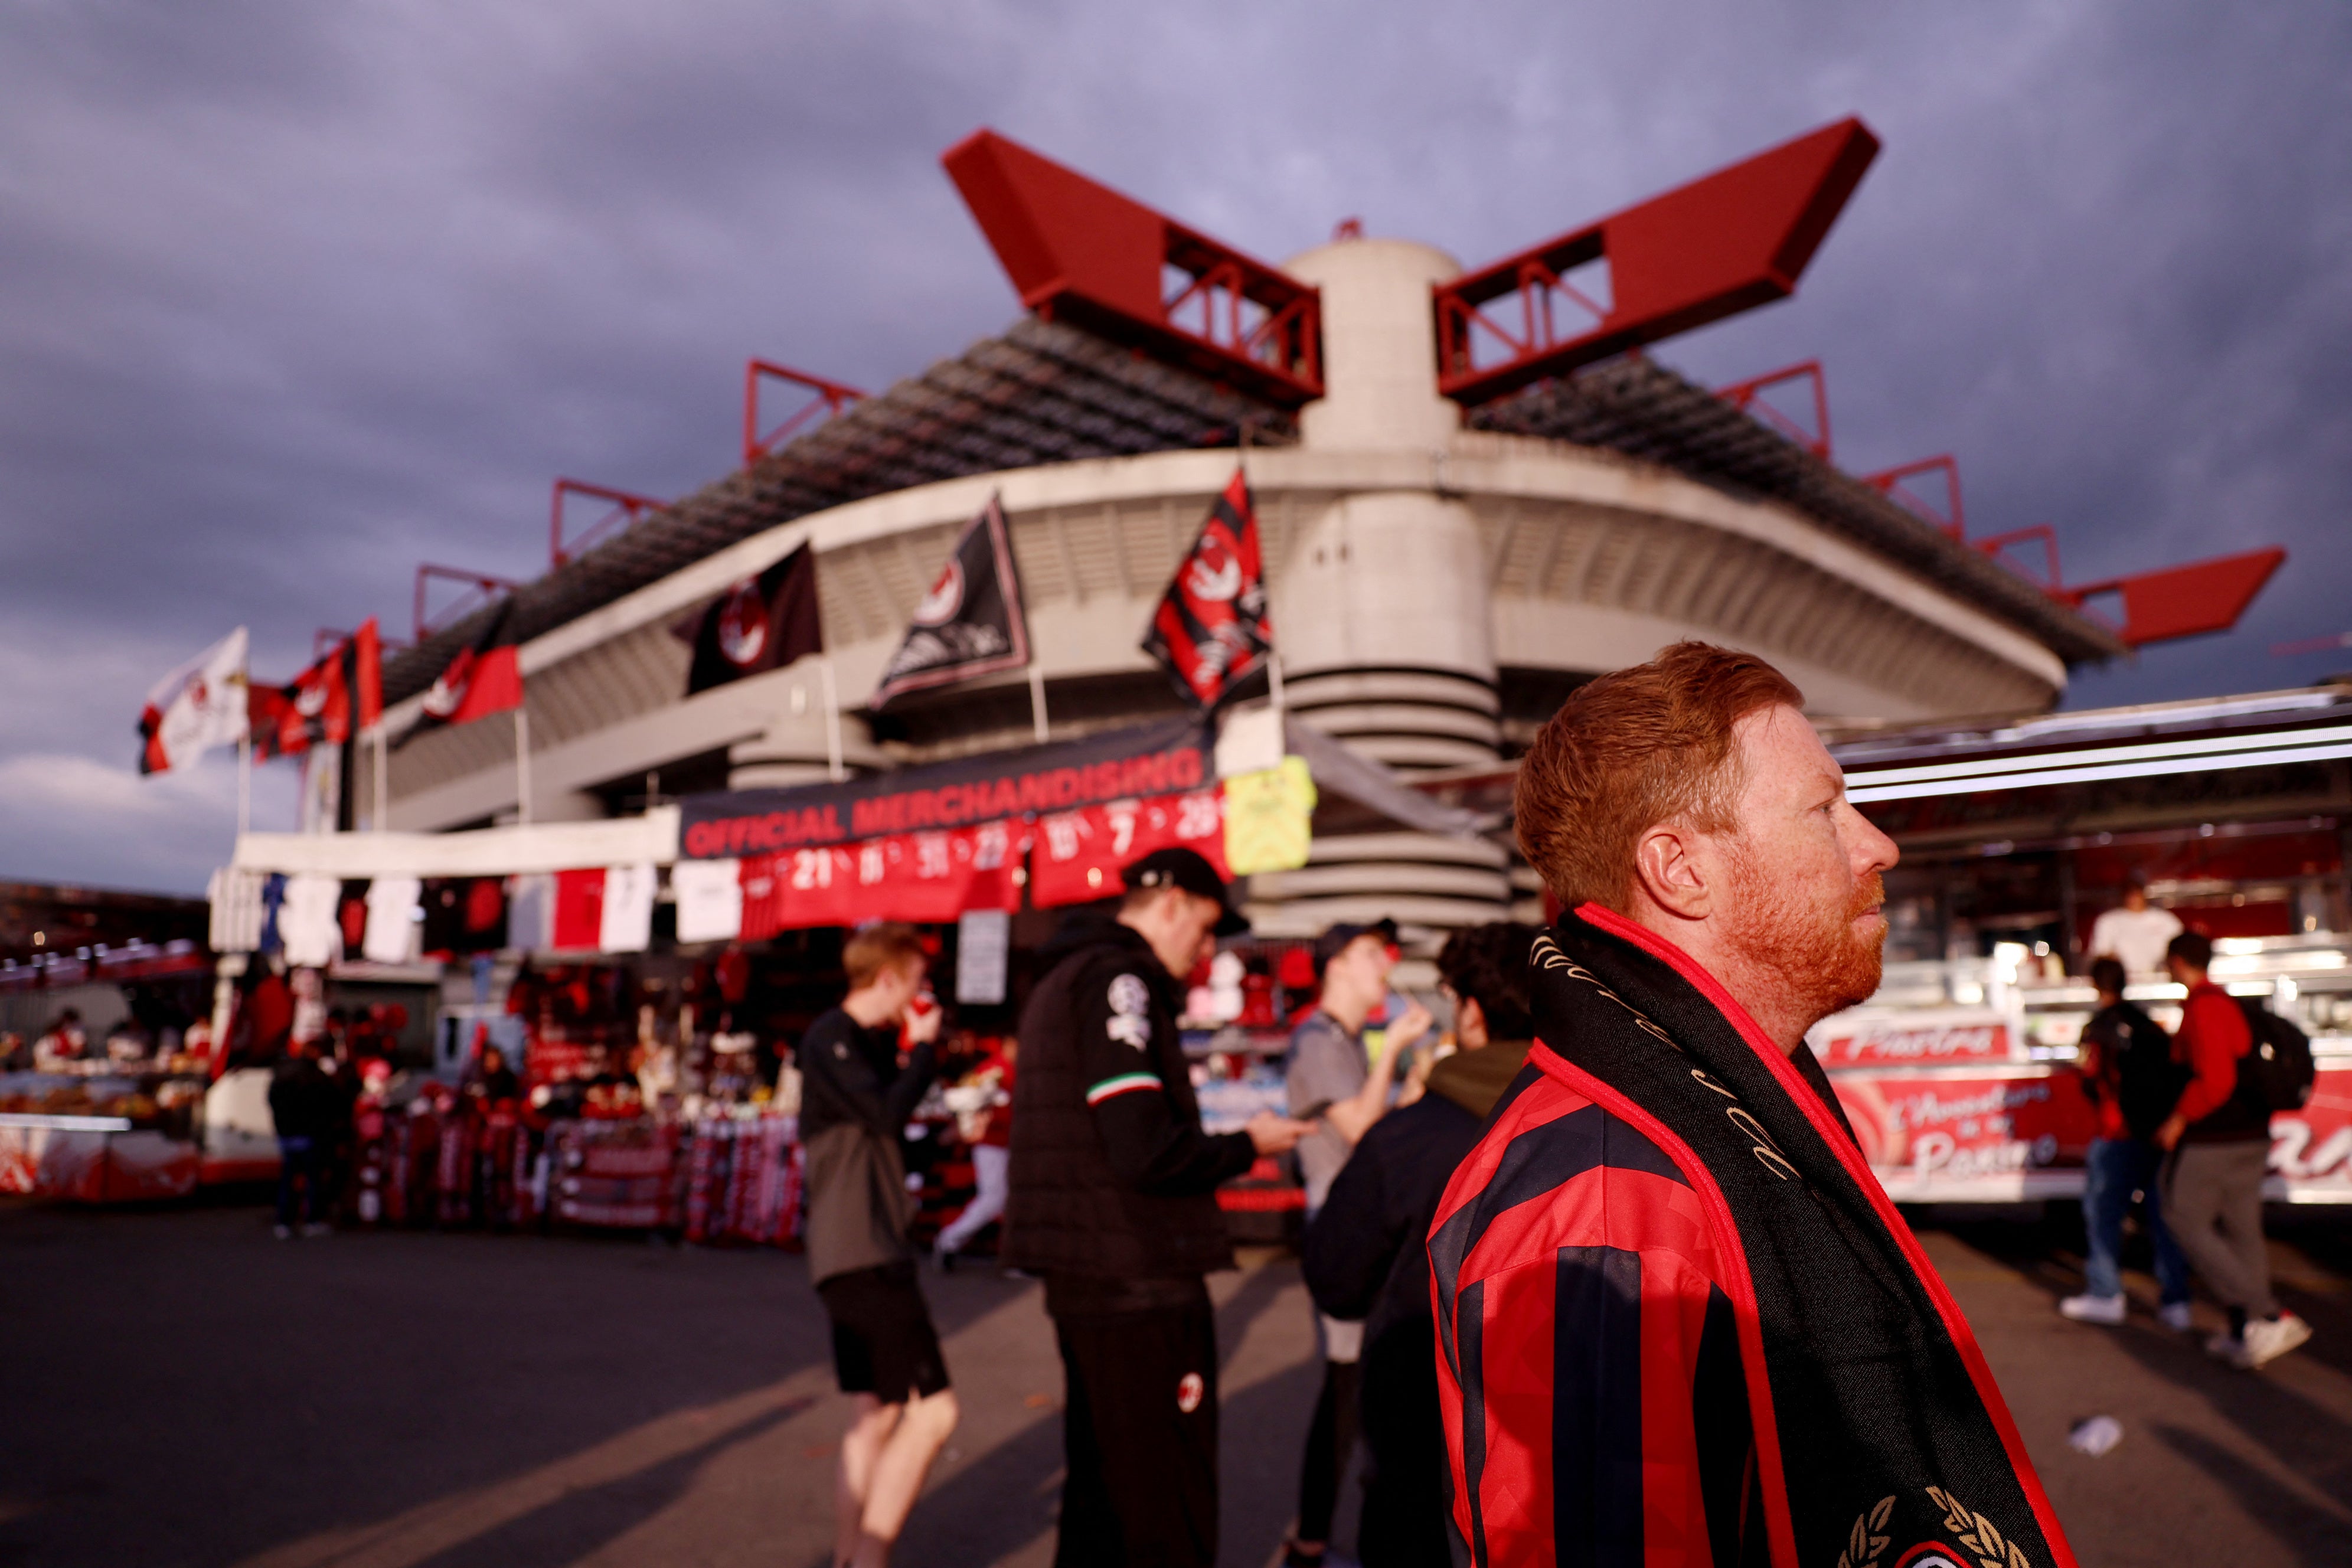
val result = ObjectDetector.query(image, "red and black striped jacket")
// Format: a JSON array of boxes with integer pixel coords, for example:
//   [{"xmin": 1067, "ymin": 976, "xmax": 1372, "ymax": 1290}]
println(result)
[{"xmin": 1430, "ymin": 1046, "xmax": 1760, "ymax": 1567}]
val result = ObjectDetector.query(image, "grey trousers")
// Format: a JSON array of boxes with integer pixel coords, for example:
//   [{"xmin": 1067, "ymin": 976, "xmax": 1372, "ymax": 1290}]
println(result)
[{"xmin": 2161, "ymin": 1141, "xmax": 2278, "ymax": 1319}]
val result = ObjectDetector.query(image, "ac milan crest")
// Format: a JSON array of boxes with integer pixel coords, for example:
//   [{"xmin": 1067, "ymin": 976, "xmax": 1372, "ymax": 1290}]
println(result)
[
  {"xmin": 684, "ymin": 544, "xmax": 822, "ymax": 695},
  {"xmin": 870, "ymin": 495, "xmax": 1030, "ymax": 708},
  {"xmin": 1142, "ymin": 469, "xmax": 1273, "ymax": 711}
]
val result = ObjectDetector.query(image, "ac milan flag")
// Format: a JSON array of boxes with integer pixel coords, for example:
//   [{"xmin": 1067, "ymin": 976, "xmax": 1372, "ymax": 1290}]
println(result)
[
  {"xmin": 138, "ymin": 628, "xmax": 249, "ymax": 774},
  {"xmin": 250, "ymin": 620, "xmax": 384, "ymax": 761},
  {"xmin": 870, "ymin": 495, "xmax": 1031, "ymax": 709},
  {"xmin": 397, "ymin": 600, "xmax": 523, "ymax": 748},
  {"xmin": 682, "ymin": 544, "xmax": 823, "ymax": 695},
  {"xmin": 1143, "ymin": 470, "xmax": 1273, "ymax": 710}
]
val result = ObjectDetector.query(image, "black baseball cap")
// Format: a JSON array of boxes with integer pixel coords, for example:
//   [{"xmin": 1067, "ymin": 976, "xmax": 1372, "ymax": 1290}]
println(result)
[
  {"xmin": 1122, "ymin": 847, "xmax": 1249, "ymax": 937},
  {"xmin": 1312, "ymin": 918, "xmax": 1399, "ymax": 978}
]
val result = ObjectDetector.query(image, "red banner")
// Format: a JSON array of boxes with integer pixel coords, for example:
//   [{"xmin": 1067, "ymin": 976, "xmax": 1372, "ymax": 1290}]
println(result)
[
  {"xmin": 739, "ymin": 822, "xmax": 1027, "ymax": 934},
  {"xmin": 1030, "ymin": 789, "xmax": 1227, "ymax": 909}
]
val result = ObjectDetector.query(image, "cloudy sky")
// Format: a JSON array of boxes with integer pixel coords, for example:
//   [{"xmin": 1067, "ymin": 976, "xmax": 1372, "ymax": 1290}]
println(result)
[{"xmin": 3, "ymin": 2, "xmax": 2346, "ymax": 894}]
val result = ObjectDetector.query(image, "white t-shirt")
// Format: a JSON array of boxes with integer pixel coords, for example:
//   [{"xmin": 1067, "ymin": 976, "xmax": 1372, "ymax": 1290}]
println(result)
[{"xmin": 2089, "ymin": 904, "xmax": 2184, "ymax": 974}]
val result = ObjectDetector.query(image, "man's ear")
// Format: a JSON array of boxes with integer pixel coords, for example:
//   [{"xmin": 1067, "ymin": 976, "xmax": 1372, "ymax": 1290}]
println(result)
[{"xmin": 1631, "ymin": 822, "xmax": 1713, "ymax": 922}]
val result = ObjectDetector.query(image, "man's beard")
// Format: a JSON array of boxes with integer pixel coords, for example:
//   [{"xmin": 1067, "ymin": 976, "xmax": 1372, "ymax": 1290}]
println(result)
[{"xmin": 1724, "ymin": 850, "xmax": 1887, "ymax": 1029}]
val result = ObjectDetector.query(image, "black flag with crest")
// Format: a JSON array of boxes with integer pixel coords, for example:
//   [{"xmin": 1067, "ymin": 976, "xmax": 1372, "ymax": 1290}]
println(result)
[
  {"xmin": 682, "ymin": 544, "xmax": 823, "ymax": 695},
  {"xmin": 870, "ymin": 495, "xmax": 1031, "ymax": 708}
]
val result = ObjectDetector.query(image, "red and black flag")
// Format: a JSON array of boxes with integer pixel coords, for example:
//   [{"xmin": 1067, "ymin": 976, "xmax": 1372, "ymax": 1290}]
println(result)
[
  {"xmin": 870, "ymin": 494, "xmax": 1031, "ymax": 708},
  {"xmin": 1143, "ymin": 470, "xmax": 1272, "ymax": 710},
  {"xmin": 397, "ymin": 600, "xmax": 523, "ymax": 748},
  {"xmin": 250, "ymin": 620, "xmax": 383, "ymax": 761},
  {"xmin": 681, "ymin": 544, "xmax": 823, "ymax": 695}
]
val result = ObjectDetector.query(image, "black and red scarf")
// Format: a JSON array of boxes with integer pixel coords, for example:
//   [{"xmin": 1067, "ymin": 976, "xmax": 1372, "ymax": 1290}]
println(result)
[{"xmin": 1530, "ymin": 904, "xmax": 2075, "ymax": 1568}]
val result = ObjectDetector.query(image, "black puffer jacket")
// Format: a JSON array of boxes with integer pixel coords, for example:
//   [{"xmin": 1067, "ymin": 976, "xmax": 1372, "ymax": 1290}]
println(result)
[{"xmin": 1002, "ymin": 913, "xmax": 1253, "ymax": 1286}]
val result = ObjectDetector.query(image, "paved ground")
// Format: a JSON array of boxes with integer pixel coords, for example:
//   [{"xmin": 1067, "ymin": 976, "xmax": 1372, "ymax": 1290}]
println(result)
[{"xmin": 4, "ymin": 1197, "xmax": 2351, "ymax": 1567}]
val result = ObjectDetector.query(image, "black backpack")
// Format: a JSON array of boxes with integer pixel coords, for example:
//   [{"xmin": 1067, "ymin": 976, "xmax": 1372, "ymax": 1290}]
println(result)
[{"xmin": 2236, "ymin": 997, "xmax": 2317, "ymax": 1113}]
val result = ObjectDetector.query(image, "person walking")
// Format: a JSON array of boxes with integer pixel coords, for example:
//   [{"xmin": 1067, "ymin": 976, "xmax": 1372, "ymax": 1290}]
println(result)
[
  {"xmin": 1436, "ymin": 643, "xmax": 2072, "ymax": 1567},
  {"xmin": 934, "ymin": 1036, "xmax": 1015, "ymax": 1269},
  {"xmin": 1003, "ymin": 847, "xmax": 1311, "ymax": 1568},
  {"xmin": 796, "ymin": 922, "xmax": 959, "ymax": 1568},
  {"xmin": 1301, "ymin": 921, "xmax": 1537, "ymax": 1568},
  {"xmin": 1280, "ymin": 919, "xmax": 1430, "ymax": 1568},
  {"xmin": 2061, "ymin": 956, "xmax": 2194, "ymax": 1328},
  {"xmin": 2154, "ymin": 930, "xmax": 2312, "ymax": 1370},
  {"xmin": 267, "ymin": 1037, "xmax": 347, "ymax": 1238}
]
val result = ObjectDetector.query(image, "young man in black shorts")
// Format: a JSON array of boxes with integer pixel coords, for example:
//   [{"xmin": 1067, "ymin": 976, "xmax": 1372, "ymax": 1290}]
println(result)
[{"xmin": 797, "ymin": 922, "xmax": 958, "ymax": 1568}]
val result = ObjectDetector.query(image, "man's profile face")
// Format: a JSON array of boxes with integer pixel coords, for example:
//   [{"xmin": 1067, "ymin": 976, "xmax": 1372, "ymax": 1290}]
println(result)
[
  {"xmin": 1324, "ymin": 934, "xmax": 1392, "ymax": 1008},
  {"xmin": 1717, "ymin": 704, "xmax": 1899, "ymax": 1025}
]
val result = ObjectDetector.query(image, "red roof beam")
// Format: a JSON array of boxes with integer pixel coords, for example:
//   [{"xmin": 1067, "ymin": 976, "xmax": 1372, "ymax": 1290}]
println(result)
[
  {"xmin": 942, "ymin": 128, "xmax": 1323, "ymax": 407},
  {"xmin": 744, "ymin": 360, "xmax": 866, "ymax": 467},
  {"xmin": 1862, "ymin": 454, "xmax": 1965, "ymax": 540},
  {"xmin": 1714, "ymin": 360, "xmax": 1832, "ymax": 461},
  {"xmin": 1435, "ymin": 117, "xmax": 1880, "ymax": 404},
  {"xmin": 551, "ymin": 478, "xmax": 668, "ymax": 569}
]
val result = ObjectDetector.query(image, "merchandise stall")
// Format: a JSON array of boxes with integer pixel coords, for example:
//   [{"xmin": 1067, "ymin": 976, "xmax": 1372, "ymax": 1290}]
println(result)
[
  {"xmin": 0, "ymin": 1066, "xmax": 208, "ymax": 1201},
  {"xmin": 207, "ymin": 710, "xmax": 1487, "ymax": 1246}
]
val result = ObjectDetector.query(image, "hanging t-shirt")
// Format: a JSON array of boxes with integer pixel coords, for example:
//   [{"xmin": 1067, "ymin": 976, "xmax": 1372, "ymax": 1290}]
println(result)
[
  {"xmin": 278, "ymin": 874, "xmax": 345, "ymax": 969},
  {"xmin": 258, "ymin": 873, "xmax": 289, "ymax": 955},
  {"xmin": 551, "ymin": 868, "xmax": 605, "ymax": 950},
  {"xmin": 600, "ymin": 864, "xmax": 657, "ymax": 954},
  {"xmin": 336, "ymin": 881, "xmax": 371, "ymax": 957},
  {"xmin": 507, "ymin": 873, "xmax": 555, "ymax": 953},
  {"xmin": 362, "ymin": 877, "xmax": 421, "ymax": 964},
  {"xmin": 671, "ymin": 858, "xmax": 744, "ymax": 945},
  {"xmin": 208, "ymin": 868, "xmax": 267, "ymax": 954}
]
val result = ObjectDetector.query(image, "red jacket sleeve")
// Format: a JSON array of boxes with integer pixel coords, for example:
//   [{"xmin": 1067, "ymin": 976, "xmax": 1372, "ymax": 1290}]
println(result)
[{"xmin": 2170, "ymin": 987, "xmax": 2252, "ymax": 1126}]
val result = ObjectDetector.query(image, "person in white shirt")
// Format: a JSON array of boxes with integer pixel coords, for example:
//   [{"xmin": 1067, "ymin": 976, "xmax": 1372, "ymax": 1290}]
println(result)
[{"xmin": 2089, "ymin": 880, "xmax": 2184, "ymax": 975}]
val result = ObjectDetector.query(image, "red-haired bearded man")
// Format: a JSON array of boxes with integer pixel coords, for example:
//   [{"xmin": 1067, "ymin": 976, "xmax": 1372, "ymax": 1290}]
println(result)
[{"xmin": 1432, "ymin": 643, "xmax": 2075, "ymax": 1568}]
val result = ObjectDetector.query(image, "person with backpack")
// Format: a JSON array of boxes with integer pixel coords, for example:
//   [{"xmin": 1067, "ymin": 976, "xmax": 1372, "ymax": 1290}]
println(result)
[
  {"xmin": 2059, "ymin": 956, "xmax": 2193, "ymax": 1328},
  {"xmin": 2154, "ymin": 930, "xmax": 2312, "ymax": 1369}
]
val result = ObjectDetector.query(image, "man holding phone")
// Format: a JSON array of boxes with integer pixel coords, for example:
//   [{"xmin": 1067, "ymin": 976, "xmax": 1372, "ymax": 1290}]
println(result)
[
  {"xmin": 796, "ymin": 922, "xmax": 957, "ymax": 1568},
  {"xmin": 1281, "ymin": 919, "xmax": 1431, "ymax": 1568},
  {"xmin": 1005, "ymin": 847, "xmax": 1311, "ymax": 1568}
]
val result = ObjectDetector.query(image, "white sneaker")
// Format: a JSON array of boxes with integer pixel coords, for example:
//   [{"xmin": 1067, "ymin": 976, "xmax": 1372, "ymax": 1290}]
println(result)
[
  {"xmin": 2242, "ymin": 1313, "xmax": 2313, "ymax": 1369},
  {"xmin": 2157, "ymin": 1302, "xmax": 2194, "ymax": 1333},
  {"xmin": 2059, "ymin": 1292, "xmax": 2127, "ymax": 1325},
  {"xmin": 302, "ymin": 1222, "xmax": 332, "ymax": 1239},
  {"xmin": 273, "ymin": 1224, "xmax": 293, "ymax": 1240},
  {"xmin": 2204, "ymin": 1330, "xmax": 2250, "ymax": 1367}
]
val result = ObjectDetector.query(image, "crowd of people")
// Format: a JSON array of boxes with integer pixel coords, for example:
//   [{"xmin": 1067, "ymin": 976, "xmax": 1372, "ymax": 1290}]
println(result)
[{"xmin": 791, "ymin": 642, "xmax": 2315, "ymax": 1568}]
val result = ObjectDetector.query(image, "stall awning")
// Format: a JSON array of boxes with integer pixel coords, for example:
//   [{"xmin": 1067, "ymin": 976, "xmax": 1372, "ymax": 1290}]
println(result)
[{"xmin": 232, "ymin": 808, "xmax": 681, "ymax": 878}]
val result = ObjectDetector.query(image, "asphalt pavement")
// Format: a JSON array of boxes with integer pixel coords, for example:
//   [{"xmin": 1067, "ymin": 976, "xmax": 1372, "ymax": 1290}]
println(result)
[{"xmin": 4, "ymin": 1197, "xmax": 2350, "ymax": 1567}]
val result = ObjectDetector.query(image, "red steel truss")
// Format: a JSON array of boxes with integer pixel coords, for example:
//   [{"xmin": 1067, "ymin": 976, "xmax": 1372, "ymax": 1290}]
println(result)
[
  {"xmin": 413, "ymin": 564, "xmax": 517, "ymax": 645},
  {"xmin": 1434, "ymin": 118, "xmax": 1880, "ymax": 404},
  {"xmin": 943, "ymin": 129, "xmax": 1323, "ymax": 407},
  {"xmin": 551, "ymin": 478, "xmax": 667, "ymax": 568},
  {"xmin": 1714, "ymin": 361, "xmax": 1831, "ymax": 460},
  {"xmin": 1863, "ymin": 455, "xmax": 1965, "ymax": 539},
  {"xmin": 744, "ymin": 360, "xmax": 865, "ymax": 466}
]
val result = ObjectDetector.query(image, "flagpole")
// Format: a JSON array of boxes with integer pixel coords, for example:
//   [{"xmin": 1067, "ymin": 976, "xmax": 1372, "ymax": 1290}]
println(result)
[
  {"xmin": 514, "ymin": 706, "xmax": 533, "ymax": 825},
  {"xmin": 373, "ymin": 724, "xmax": 389, "ymax": 832},
  {"xmin": 1027, "ymin": 663, "xmax": 1049, "ymax": 743},
  {"xmin": 819, "ymin": 657, "xmax": 845, "ymax": 782},
  {"xmin": 237, "ymin": 731, "xmax": 252, "ymax": 838}
]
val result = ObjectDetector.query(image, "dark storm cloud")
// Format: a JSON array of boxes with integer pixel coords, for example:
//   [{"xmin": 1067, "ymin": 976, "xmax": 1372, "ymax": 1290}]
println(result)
[{"xmin": 2, "ymin": 1, "xmax": 2347, "ymax": 891}]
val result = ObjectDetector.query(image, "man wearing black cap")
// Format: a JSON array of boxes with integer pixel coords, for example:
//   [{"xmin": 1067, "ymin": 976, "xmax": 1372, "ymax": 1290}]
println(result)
[{"xmin": 1004, "ymin": 846, "xmax": 1313, "ymax": 1568}]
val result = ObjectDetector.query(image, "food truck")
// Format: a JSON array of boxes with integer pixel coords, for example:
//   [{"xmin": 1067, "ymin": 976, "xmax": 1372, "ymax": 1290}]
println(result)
[{"xmin": 1814, "ymin": 684, "xmax": 2352, "ymax": 1204}]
